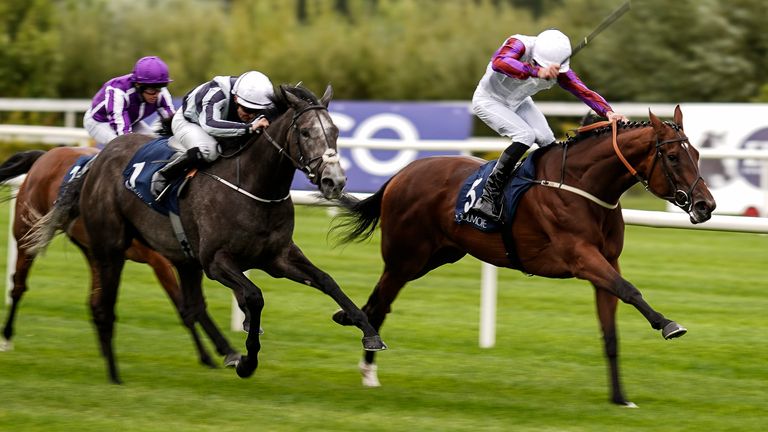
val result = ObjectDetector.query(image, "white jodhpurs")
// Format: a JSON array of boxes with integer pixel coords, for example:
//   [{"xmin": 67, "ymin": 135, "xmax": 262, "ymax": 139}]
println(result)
[
  {"xmin": 83, "ymin": 108, "xmax": 154, "ymax": 147},
  {"xmin": 170, "ymin": 110, "xmax": 219, "ymax": 162},
  {"xmin": 472, "ymin": 94, "xmax": 555, "ymax": 146}
]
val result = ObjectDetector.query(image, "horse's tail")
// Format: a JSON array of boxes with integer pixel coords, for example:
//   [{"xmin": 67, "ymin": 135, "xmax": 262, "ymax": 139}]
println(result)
[
  {"xmin": 22, "ymin": 172, "xmax": 85, "ymax": 255},
  {"xmin": 0, "ymin": 150, "xmax": 46, "ymax": 183},
  {"xmin": 331, "ymin": 180, "xmax": 390, "ymax": 245}
]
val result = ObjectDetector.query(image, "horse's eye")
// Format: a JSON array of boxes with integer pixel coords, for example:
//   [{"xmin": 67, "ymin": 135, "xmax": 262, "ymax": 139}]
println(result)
[
  {"xmin": 667, "ymin": 154, "xmax": 679, "ymax": 163},
  {"xmin": 300, "ymin": 129, "xmax": 311, "ymax": 138}
]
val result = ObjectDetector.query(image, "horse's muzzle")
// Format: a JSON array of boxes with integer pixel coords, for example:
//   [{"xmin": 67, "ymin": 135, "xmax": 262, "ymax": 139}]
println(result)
[
  {"xmin": 688, "ymin": 198, "xmax": 716, "ymax": 224},
  {"xmin": 319, "ymin": 163, "xmax": 346, "ymax": 200}
]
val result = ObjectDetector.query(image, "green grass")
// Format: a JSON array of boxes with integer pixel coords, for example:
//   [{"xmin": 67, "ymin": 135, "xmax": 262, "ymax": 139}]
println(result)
[{"xmin": 0, "ymin": 192, "xmax": 765, "ymax": 431}]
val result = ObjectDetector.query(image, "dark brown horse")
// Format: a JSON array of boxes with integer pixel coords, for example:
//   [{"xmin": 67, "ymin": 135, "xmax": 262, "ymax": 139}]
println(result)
[
  {"xmin": 30, "ymin": 85, "xmax": 386, "ymax": 383},
  {"xmin": 0, "ymin": 147, "xmax": 238, "ymax": 367},
  {"xmin": 332, "ymin": 106, "xmax": 716, "ymax": 406}
]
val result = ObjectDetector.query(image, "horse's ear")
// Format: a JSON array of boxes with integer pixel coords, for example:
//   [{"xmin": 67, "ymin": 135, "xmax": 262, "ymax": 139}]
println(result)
[
  {"xmin": 320, "ymin": 84, "xmax": 333, "ymax": 108},
  {"xmin": 282, "ymin": 85, "xmax": 304, "ymax": 108},
  {"xmin": 648, "ymin": 109, "xmax": 665, "ymax": 136},
  {"xmin": 673, "ymin": 104, "xmax": 683, "ymax": 129}
]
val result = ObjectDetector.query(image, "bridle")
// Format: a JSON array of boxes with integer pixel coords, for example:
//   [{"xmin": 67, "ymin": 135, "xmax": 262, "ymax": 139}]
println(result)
[
  {"xmin": 207, "ymin": 101, "xmax": 340, "ymax": 203},
  {"xmin": 260, "ymin": 103, "xmax": 339, "ymax": 185},
  {"xmin": 609, "ymin": 119, "xmax": 702, "ymax": 213}
]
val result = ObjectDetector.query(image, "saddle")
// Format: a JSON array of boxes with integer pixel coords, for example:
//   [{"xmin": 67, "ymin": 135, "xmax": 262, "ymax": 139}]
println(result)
[
  {"xmin": 122, "ymin": 137, "xmax": 192, "ymax": 215},
  {"xmin": 454, "ymin": 151, "xmax": 539, "ymax": 233}
]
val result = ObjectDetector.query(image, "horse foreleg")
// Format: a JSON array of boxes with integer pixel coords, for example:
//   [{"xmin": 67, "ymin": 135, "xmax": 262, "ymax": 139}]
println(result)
[
  {"xmin": 1, "ymin": 248, "xmax": 35, "ymax": 351},
  {"xmin": 270, "ymin": 244, "xmax": 387, "ymax": 352},
  {"xmin": 87, "ymin": 254, "xmax": 124, "ymax": 384},
  {"xmin": 578, "ymin": 253, "xmax": 684, "ymax": 339},
  {"xmin": 594, "ymin": 287, "xmax": 637, "ymax": 407},
  {"xmin": 206, "ymin": 251, "xmax": 260, "ymax": 378}
]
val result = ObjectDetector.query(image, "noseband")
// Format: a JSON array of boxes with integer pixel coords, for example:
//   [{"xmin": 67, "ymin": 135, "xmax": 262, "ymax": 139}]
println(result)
[
  {"xmin": 610, "ymin": 120, "xmax": 702, "ymax": 213},
  {"xmin": 261, "ymin": 104, "xmax": 339, "ymax": 185}
]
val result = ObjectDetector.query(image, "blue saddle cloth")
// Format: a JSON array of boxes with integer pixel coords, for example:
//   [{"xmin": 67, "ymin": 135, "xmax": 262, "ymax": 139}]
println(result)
[
  {"xmin": 62, "ymin": 155, "xmax": 97, "ymax": 184},
  {"xmin": 122, "ymin": 137, "xmax": 183, "ymax": 215},
  {"xmin": 455, "ymin": 151, "xmax": 538, "ymax": 232}
]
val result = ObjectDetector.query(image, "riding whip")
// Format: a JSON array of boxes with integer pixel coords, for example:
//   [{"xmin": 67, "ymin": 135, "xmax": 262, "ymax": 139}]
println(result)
[{"xmin": 564, "ymin": 0, "xmax": 632, "ymax": 62}]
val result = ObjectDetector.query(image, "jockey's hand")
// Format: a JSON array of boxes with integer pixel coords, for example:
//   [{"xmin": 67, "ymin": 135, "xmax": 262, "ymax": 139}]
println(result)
[
  {"xmin": 536, "ymin": 64, "xmax": 560, "ymax": 80},
  {"xmin": 606, "ymin": 111, "xmax": 628, "ymax": 122},
  {"xmin": 251, "ymin": 117, "xmax": 270, "ymax": 133}
]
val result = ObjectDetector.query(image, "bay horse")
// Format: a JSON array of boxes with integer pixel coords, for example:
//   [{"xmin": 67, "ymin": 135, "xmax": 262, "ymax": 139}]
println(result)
[
  {"xmin": 332, "ymin": 106, "xmax": 716, "ymax": 406},
  {"xmin": 0, "ymin": 147, "xmax": 239, "ymax": 367},
  {"xmin": 30, "ymin": 84, "xmax": 386, "ymax": 383}
]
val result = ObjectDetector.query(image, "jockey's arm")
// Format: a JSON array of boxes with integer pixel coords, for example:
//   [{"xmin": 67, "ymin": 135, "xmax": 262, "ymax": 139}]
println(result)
[
  {"xmin": 491, "ymin": 37, "xmax": 540, "ymax": 79},
  {"xmin": 156, "ymin": 88, "xmax": 176, "ymax": 119},
  {"xmin": 105, "ymin": 87, "xmax": 132, "ymax": 135},
  {"xmin": 557, "ymin": 71, "xmax": 626, "ymax": 120},
  {"xmin": 198, "ymin": 90, "xmax": 253, "ymax": 138}
]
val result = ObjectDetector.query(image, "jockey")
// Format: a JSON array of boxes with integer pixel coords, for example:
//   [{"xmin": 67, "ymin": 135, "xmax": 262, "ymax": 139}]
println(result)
[
  {"xmin": 471, "ymin": 29, "xmax": 627, "ymax": 221},
  {"xmin": 151, "ymin": 70, "xmax": 275, "ymax": 197},
  {"xmin": 83, "ymin": 56, "xmax": 175, "ymax": 147}
]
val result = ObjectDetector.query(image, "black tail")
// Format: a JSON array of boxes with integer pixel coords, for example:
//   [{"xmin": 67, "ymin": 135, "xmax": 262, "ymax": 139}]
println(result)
[
  {"xmin": 23, "ymin": 170, "xmax": 86, "ymax": 254},
  {"xmin": 0, "ymin": 150, "xmax": 46, "ymax": 183},
  {"xmin": 331, "ymin": 181, "xmax": 390, "ymax": 245}
]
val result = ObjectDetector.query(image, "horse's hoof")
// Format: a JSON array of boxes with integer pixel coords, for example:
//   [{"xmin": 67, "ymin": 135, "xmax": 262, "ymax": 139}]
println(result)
[
  {"xmin": 662, "ymin": 321, "xmax": 687, "ymax": 339},
  {"xmin": 235, "ymin": 356, "xmax": 257, "ymax": 378},
  {"xmin": 223, "ymin": 352, "xmax": 242, "ymax": 368},
  {"xmin": 362, "ymin": 335, "xmax": 387, "ymax": 351},
  {"xmin": 332, "ymin": 309, "xmax": 354, "ymax": 326},
  {"xmin": 0, "ymin": 337, "xmax": 13, "ymax": 352}
]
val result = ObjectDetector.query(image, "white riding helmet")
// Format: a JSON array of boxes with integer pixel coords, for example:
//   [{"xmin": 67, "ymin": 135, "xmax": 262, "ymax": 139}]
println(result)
[
  {"xmin": 532, "ymin": 29, "xmax": 572, "ymax": 73},
  {"xmin": 232, "ymin": 71, "xmax": 275, "ymax": 109}
]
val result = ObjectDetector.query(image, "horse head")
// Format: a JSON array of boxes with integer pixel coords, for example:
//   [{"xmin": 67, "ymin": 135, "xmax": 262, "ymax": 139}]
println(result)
[
  {"xmin": 646, "ymin": 105, "xmax": 716, "ymax": 223},
  {"xmin": 280, "ymin": 84, "xmax": 345, "ymax": 199}
]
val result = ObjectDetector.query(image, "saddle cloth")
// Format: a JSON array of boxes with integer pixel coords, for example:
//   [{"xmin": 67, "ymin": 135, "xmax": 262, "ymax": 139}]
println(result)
[
  {"xmin": 62, "ymin": 154, "xmax": 97, "ymax": 184},
  {"xmin": 122, "ymin": 137, "xmax": 183, "ymax": 215},
  {"xmin": 454, "ymin": 150, "xmax": 538, "ymax": 232}
]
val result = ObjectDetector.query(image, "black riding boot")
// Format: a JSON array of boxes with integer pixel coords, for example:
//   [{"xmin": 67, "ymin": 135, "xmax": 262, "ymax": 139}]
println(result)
[
  {"xmin": 471, "ymin": 141, "xmax": 530, "ymax": 221},
  {"xmin": 152, "ymin": 147, "xmax": 204, "ymax": 198}
]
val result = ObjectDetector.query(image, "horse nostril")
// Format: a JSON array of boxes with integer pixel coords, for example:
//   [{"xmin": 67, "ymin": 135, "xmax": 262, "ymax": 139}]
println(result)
[{"xmin": 321, "ymin": 177, "xmax": 336, "ymax": 192}]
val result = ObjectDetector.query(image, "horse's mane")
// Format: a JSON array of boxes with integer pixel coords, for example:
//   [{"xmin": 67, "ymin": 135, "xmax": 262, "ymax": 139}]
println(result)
[
  {"xmin": 557, "ymin": 119, "xmax": 682, "ymax": 147},
  {"xmin": 268, "ymin": 84, "xmax": 321, "ymax": 117}
]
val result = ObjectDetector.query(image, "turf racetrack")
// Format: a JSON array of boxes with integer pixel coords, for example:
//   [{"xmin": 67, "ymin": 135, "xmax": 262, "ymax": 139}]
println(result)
[{"xmin": 0, "ymin": 196, "xmax": 765, "ymax": 431}]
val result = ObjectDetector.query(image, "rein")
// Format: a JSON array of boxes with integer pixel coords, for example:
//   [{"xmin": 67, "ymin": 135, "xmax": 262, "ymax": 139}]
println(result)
[
  {"xmin": 533, "ymin": 119, "xmax": 701, "ymax": 212},
  {"xmin": 208, "ymin": 102, "xmax": 338, "ymax": 204}
]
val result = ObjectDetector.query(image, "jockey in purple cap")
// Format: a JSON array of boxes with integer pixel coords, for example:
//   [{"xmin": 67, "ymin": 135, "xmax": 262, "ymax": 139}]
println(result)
[{"xmin": 83, "ymin": 56, "xmax": 176, "ymax": 147}]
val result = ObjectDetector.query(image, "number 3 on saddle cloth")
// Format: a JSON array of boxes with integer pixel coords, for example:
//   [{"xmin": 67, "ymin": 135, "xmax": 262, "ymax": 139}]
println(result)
[
  {"xmin": 122, "ymin": 137, "xmax": 186, "ymax": 215},
  {"xmin": 455, "ymin": 152, "xmax": 539, "ymax": 266}
]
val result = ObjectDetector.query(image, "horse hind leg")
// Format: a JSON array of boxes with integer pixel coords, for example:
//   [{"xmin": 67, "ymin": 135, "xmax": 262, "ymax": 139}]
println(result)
[
  {"xmin": 1, "ymin": 249, "xmax": 35, "ymax": 351},
  {"xmin": 344, "ymin": 246, "xmax": 464, "ymax": 387},
  {"xmin": 594, "ymin": 287, "xmax": 637, "ymax": 407},
  {"xmin": 86, "ymin": 253, "xmax": 125, "ymax": 384}
]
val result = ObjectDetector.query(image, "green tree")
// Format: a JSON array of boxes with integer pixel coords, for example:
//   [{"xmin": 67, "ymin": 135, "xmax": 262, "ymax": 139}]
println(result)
[{"xmin": 0, "ymin": 0, "xmax": 60, "ymax": 98}]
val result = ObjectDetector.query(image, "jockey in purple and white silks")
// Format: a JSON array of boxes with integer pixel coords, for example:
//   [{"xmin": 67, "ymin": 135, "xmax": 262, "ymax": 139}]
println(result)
[
  {"xmin": 150, "ymin": 71, "xmax": 275, "ymax": 197},
  {"xmin": 471, "ymin": 29, "xmax": 627, "ymax": 222},
  {"xmin": 83, "ymin": 56, "xmax": 175, "ymax": 147}
]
